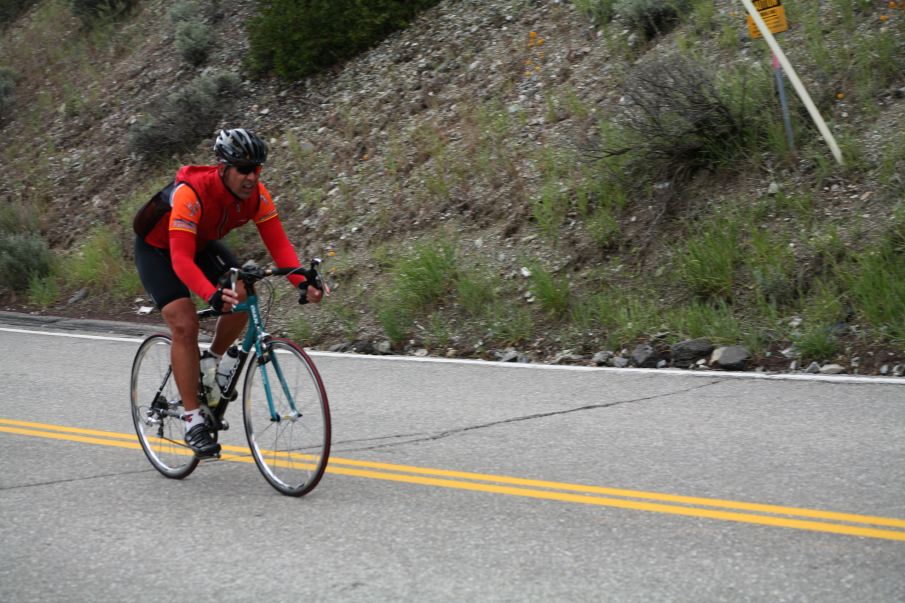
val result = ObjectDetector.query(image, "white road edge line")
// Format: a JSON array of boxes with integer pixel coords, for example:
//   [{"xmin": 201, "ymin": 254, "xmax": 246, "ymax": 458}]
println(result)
[{"xmin": 1, "ymin": 325, "xmax": 903, "ymax": 385}]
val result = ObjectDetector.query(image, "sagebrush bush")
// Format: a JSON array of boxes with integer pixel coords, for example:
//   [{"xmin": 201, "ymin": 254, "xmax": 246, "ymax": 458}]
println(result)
[
  {"xmin": 615, "ymin": 0, "xmax": 690, "ymax": 39},
  {"xmin": 175, "ymin": 19, "xmax": 212, "ymax": 66},
  {"xmin": 127, "ymin": 71, "xmax": 240, "ymax": 159},
  {"xmin": 68, "ymin": 0, "xmax": 136, "ymax": 24},
  {"xmin": 592, "ymin": 55, "xmax": 773, "ymax": 189},
  {"xmin": 0, "ymin": 67, "xmax": 15, "ymax": 119},
  {"xmin": 168, "ymin": 0, "xmax": 211, "ymax": 24},
  {"xmin": 0, "ymin": 198, "xmax": 39, "ymax": 234},
  {"xmin": 247, "ymin": 0, "xmax": 441, "ymax": 79},
  {"xmin": 0, "ymin": 233, "xmax": 53, "ymax": 292}
]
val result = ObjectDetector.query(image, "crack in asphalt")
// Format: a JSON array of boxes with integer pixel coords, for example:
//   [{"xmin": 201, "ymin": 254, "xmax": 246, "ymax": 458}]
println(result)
[
  {"xmin": 0, "ymin": 468, "xmax": 166, "ymax": 492},
  {"xmin": 0, "ymin": 456, "xmax": 242, "ymax": 492},
  {"xmin": 333, "ymin": 379, "xmax": 725, "ymax": 453}
]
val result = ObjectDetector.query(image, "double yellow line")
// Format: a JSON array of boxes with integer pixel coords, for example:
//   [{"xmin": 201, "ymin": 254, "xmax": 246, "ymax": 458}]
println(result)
[{"xmin": 3, "ymin": 417, "xmax": 905, "ymax": 542}]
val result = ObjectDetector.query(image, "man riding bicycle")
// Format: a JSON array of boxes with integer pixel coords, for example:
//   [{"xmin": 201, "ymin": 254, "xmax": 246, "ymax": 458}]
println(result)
[{"xmin": 134, "ymin": 128, "xmax": 322, "ymax": 457}]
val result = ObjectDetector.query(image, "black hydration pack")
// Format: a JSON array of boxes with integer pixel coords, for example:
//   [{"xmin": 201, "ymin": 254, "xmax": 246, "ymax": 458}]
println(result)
[{"xmin": 132, "ymin": 180, "xmax": 177, "ymax": 238}]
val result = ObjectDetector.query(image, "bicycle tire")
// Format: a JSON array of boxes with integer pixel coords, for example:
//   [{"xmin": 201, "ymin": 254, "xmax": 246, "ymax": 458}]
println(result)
[
  {"xmin": 242, "ymin": 338, "xmax": 331, "ymax": 496},
  {"xmin": 130, "ymin": 334, "xmax": 199, "ymax": 479}
]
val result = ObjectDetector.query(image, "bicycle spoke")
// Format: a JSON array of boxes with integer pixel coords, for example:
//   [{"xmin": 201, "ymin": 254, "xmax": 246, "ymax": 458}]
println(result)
[
  {"xmin": 130, "ymin": 334, "xmax": 199, "ymax": 479},
  {"xmin": 243, "ymin": 339, "xmax": 330, "ymax": 496}
]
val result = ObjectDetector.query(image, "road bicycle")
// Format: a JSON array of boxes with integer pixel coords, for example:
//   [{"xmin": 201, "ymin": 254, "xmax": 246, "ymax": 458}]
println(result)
[{"xmin": 129, "ymin": 260, "xmax": 331, "ymax": 496}]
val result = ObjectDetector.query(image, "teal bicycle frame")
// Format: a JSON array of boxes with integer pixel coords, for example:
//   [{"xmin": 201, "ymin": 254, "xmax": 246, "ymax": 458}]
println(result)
[{"xmin": 210, "ymin": 264, "xmax": 318, "ymax": 426}]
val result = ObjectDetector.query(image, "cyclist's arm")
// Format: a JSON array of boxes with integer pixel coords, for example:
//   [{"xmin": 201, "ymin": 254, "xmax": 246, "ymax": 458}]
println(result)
[
  {"xmin": 168, "ymin": 186, "xmax": 218, "ymax": 301},
  {"xmin": 254, "ymin": 186, "xmax": 306, "ymax": 289},
  {"xmin": 170, "ymin": 232, "xmax": 218, "ymax": 301}
]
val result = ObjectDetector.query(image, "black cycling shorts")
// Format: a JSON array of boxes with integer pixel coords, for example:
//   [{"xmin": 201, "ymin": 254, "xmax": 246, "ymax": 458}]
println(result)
[{"xmin": 134, "ymin": 236, "xmax": 239, "ymax": 310}]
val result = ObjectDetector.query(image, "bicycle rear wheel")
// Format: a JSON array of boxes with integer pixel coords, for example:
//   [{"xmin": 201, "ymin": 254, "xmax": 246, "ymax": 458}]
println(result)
[
  {"xmin": 243, "ymin": 338, "xmax": 331, "ymax": 496},
  {"xmin": 130, "ymin": 334, "xmax": 199, "ymax": 478}
]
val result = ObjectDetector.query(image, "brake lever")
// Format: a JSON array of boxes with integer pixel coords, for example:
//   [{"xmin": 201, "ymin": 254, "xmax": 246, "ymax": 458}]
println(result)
[{"xmin": 310, "ymin": 257, "xmax": 330, "ymax": 296}]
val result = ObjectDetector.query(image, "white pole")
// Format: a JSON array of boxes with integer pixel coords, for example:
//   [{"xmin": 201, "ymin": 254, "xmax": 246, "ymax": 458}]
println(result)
[{"xmin": 739, "ymin": 0, "xmax": 843, "ymax": 165}]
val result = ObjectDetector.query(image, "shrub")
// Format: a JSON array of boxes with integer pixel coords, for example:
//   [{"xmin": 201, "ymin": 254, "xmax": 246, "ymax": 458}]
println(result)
[
  {"xmin": 175, "ymin": 19, "xmax": 212, "ymax": 66},
  {"xmin": 592, "ymin": 55, "xmax": 773, "ymax": 189},
  {"xmin": 247, "ymin": 0, "xmax": 441, "ymax": 79},
  {"xmin": 0, "ymin": 0, "xmax": 38, "ymax": 29},
  {"xmin": 68, "ymin": 0, "xmax": 136, "ymax": 25},
  {"xmin": 168, "ymin": 0, "xmax": 212, "ymax": 24},
  {"xmin": 615, "ymin": 0, "xmax": 691, "ymax": 40},
  {"xmin": 0, "ymin": 232, "xmax": 53, "ymax": 293},
  {"xmin": 0, "ymin": 67, "xmax": 15, "ymax": 119},
  {"xmin": 0, "ymin": 198, "xmax": 39, "ymax": 235},
  {"xmin": 127, "ymin": 71, "xmax": 240, "ymax": 159}
]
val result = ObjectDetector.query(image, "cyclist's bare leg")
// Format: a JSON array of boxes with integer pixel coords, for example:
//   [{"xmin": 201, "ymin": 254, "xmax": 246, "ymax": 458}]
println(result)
[
  {"xmin": 161, "ymin": 297, "xmax": 201, "ymax": 412},
  {"xmin": 210, "ymin": 280, "xmax": 247, "ymax": 356}
]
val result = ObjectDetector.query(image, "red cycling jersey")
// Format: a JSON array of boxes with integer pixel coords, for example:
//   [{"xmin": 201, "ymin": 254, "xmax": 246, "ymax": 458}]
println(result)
[{"xmin": 143, "ymin": 165, "xmax": 304, "ymax": 301}]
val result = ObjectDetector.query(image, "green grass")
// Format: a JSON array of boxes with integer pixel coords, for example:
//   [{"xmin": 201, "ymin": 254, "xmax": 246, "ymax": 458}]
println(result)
[
  {"xmin": 393, "ymin": 239, "xmax": 457, "ymax": 307},
  {"xmin": 572, "ymin": 288, "xmax": 662, "ymax": 350},
  {"xmin": 676, "ymin": 212, "xmax": 742, "ymax": 300},
  {"xmin": 424, "ymin": 312, "xmax": 452, "ymax": 350},
  {"xmin": 844, "ymin": 247, "xmax": 905, "ymax": 343},
  {"xmin": 27, "ymin": 273, "xmax": 59, "ymax": 307},
  {"xmin": 375, "ymin": 237, "xmax": 458, "ymax": 343},
  {"xmin": 746, "ymin": 227, "xmax": 797, "ymax": 305},
  {"xmin": 483, "ymin": 302, "xmax": 534, "ymax": 347},
  {"xmin": 327, "ymin": 302, "xmax": 361, "ymax": 341},
  {"xmin": 527, "ymin": 263, "xmax": 570, "ymax": 315},
  {"xmin": 666, "ymin": 299, "xmax": 741, "ymax": 344},
  {"xmin": 456, "ymin": 270, "xmax": 498, "ymax": 316},
  {"xmin": 793, "ymin": 279, "xmax": 846, "ymax": 360},
  {"xmin": 879, "ymin": 131, "xmax": 905, "ymax": 196},
  {"xmin": 59, "ymin": 226, "xmax": 141, "ymax": 298},
  {"xmin": 287, "ymin": 315, "xmax": 314, "ymax": 345}
]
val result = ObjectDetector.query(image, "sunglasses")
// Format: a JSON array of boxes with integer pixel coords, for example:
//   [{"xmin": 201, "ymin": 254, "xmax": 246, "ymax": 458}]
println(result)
[{"xmin": 234, "ymin": 165, "xmax": 262, "ymax": 176}]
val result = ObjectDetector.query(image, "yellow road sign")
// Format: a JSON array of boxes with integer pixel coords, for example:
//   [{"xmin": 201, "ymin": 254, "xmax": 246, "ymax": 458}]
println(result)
[{"xmin": 747, "ymin": 0, "xmax": 788, "ymax": 38}]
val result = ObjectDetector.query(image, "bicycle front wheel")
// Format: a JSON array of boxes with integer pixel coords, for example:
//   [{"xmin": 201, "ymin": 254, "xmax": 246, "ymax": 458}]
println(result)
[
  {"xmin": 130, "ymin": 334, "xmax": 199, "ymax": 479},
  {"xmin": 243, "ymin": 338, "xmax": 331, "ymax": 496}
]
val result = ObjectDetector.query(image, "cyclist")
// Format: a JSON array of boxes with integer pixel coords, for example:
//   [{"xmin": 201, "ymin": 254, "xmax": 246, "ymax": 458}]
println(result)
[{"xmin": 133, "ymin": 128, "xmax": 322, "ymax": 457}]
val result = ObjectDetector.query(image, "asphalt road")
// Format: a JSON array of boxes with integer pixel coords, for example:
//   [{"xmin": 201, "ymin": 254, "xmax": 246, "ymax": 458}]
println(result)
[{"xmin": 1, "ymin": 316, "xmax": 904, "ymax": 602}]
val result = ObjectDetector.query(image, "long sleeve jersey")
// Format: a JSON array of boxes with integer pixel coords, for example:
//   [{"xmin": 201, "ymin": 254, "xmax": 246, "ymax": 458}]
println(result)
[{"xmin": 142, "ymin": 165, "xmax": 304, "ymax": 300}]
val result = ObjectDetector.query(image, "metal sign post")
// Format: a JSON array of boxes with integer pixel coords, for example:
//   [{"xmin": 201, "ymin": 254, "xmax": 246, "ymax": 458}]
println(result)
[
  {"xmin": 740, "ymin": 0, "xmax": 843, "ymax": 165},
  {"xmin": 772, "ymin": 54, "xmax": 795, "ymax": 153}
]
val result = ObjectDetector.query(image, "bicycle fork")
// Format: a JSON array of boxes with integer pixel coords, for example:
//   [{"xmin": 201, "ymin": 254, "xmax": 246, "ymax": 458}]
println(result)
[{"xmin": 256, "ymin": 347, "xmax": 302, "ymax": 423}]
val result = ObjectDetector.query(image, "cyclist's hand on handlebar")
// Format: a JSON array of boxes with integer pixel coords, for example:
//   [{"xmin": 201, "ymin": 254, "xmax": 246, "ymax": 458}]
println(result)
[
  {"xmin": 208, "ymin": 287, "xmax": 240, "ymax": 314},
  {"xmin": 298, "ymin": 282, "xmax": 323, "ymax": 305}
]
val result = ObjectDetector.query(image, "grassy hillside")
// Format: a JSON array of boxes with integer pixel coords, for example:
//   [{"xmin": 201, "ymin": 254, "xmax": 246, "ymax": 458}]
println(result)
[{"xmin": 1, "ymin": 0, "xmax": 905, "ymax": 373}]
